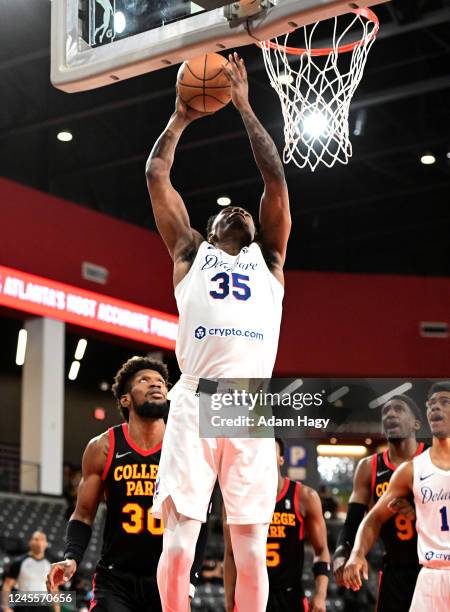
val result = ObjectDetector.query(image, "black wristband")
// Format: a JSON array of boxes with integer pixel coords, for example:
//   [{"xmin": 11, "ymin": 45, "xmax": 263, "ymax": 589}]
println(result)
[
  {"xmin": 335, "ymin": 502, "xmax": 368, "ymax": 555},
  {"xmin": 313, "ymin": 561, "xmax": 331, "ymax": 578},
  {"xmin": 64, "ymin": 519, "xmax": 92, "ymax": 567}
]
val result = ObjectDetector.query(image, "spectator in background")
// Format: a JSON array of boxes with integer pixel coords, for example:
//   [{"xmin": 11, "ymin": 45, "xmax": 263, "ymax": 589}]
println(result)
[{"xmin": 1, "ymin": 531, "xmax": 59, "ymax": 612}]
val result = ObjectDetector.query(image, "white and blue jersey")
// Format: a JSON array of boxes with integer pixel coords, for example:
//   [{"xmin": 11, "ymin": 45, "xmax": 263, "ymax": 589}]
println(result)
[
  {"xmin": 152, "ymin": 241, "xmax": 281, "ymax": 524},
  {"xmin": 175, "ymin": 241, "xmax": 284, "ymax": 378},
  {"xmin": 413, "ymin": 448, "xmax": 450, "ymax": 569}
]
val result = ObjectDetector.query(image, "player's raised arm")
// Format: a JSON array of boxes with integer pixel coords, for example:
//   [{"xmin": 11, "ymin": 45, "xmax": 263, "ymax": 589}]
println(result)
[
  {"xmin": 343, "ymin": 460, "xmax": 414, "ymax": 591},
  {"xmin": 333, "ymin": 456, "xmax": 372, "ymax": 585},
  {"xmin": 223, "ymin": 52, "xmax": 291, "ymax": 272},
  {"xmin": 145, "ymin": 98, "xmax": 205, "ymax": 265},
  {"xmin": 302, "ymin": 486, "xmax": 330, "ymax": 612},
  {"xmin": 47, "ymin": 434, "xmax": 107, "ymax": 591}
]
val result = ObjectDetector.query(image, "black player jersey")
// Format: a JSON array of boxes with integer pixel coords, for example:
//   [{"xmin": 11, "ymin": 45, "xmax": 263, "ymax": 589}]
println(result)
[
  {"xmin": 100, "ymin": 423, "xmax": 163, "ymax": 576},
  {"xmin": 267, "ymin": 478, "xmax": 305, "ymax": 589},
  {"xmin": 370, "ymin": 442, "xmax": 426, "ymax": 564}
]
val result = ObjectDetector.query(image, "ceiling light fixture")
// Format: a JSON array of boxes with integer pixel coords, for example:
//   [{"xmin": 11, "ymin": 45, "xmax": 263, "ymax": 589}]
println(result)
[
  {"xmin": 353, "ymin": 108, "xmax": 367, "ymax": 136},
  {"xmin": 57, "ymin": 131, "xmax": 73, "ymax": 142},
  {"xmin": 217, "ymin": 196, "xmax": 231, "ymax": 206},
  {"xmin": 302, "ymin": 112, "xmax": 329, "ymax": 138},
  {"xmin": 16, "ymin": 329, "xmax": 27, "ymax": 366},
  {"xmin": 74, "ymin": 338, "xmax": 88, "ymax": 360},
  {"xmin": 68, "ymin": 360, "xmax": 80, "ymax": 381},
  {"xmin": 420, "ymin": 153, "xmax": 436, "ymax": 165},
  {"xmin": 317, "ymin": 444, "xmax": 367, "ymax": 457}
]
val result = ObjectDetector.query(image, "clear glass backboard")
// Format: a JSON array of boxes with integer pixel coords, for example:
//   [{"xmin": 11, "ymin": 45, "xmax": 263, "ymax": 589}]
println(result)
[{"xmin": 82, "ymin": 2, "xmax": 212, "ymax": 49}]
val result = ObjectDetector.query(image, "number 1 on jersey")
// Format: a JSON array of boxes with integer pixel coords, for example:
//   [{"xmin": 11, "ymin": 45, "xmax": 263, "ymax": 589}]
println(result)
[{"xmin": 440, "ymin": 506, "xmax": 449, "ymax": 532}]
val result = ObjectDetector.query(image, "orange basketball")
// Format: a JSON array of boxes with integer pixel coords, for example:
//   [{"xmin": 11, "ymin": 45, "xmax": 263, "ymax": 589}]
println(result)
[{"xmin": 177, "ymin": 53, "xmax": 231, "ymax": 113}]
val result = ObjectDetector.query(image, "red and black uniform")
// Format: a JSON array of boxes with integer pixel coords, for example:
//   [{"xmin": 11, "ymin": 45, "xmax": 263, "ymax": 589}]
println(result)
[
  {"xmin": 370, "ymin": 443, "xmax": 426, "ymax": 612},
  {"xmin": 90, "ymin": 423, "xmax": 208, "ymax": 612},
  {"xmin": 266, "ymin": 478, "xmax": 308, "ymax": 612}
]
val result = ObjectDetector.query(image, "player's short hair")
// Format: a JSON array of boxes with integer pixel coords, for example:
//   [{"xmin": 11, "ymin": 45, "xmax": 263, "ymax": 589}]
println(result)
[
  {"xmin": 206, "ymin": 213, "xmax": 218, "ymax": 237},
  {"xmin": 206, "ymin": 208, "xmax": 257, "ymax": 238},
  {"xmin": 428, "ymin": 381, "xmax": 450, "ymax": 398},
  {"xmin": 112, "ymin": 356, "xmax": 169, "ymax": 422},
  {"xmin": 387, "ymin": 394, "xmax": 422, "ymax": 422},
  {"xmin": 275, "ymin": 437, "xmax": 285, "ymax": 456}
]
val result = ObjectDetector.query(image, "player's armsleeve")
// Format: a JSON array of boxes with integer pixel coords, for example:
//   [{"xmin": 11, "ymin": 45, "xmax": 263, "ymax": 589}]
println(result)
[
  {"xmin": 334, "ymin": 456, "xmax": 372, "ymax": 557},
  {"xmin": 335, "ymin": 502, "xmax": 368, "ymax": 554}
]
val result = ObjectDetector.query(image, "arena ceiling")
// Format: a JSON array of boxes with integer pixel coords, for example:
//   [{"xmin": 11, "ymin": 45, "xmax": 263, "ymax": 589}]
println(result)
[{"xmin": 1, "ymin": 0, "xmax": 450, "ymax": 277}]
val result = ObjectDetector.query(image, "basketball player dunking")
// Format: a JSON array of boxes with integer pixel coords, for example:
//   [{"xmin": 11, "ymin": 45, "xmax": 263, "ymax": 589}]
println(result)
[
  {"xmin": 146, "ymin": 52, "xmax": 291, "ymax": 612},
  {"xmin": 46, "ymin": 357, "xmax": 207, "ymax": 611},
  {"xmin": 333, "ymin": 395, "xmax": 426, "ymax": 612},
  {"xmin": 343, "ymin": 382, "xmax": 450, "ymax": 611},
  {"xmin": 223, "ymin": 438, "xmax": 330, "ymax": 612}
]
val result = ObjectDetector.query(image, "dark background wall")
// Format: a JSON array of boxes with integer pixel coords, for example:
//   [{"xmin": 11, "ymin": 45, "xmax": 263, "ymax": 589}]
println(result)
[
  {"xmin": 0, "ymin": 375, "xmax": 21, "ymax": 445},
  {"xmin": 62, "ymin": 386, "xmax": 118, "ymax": 466}
]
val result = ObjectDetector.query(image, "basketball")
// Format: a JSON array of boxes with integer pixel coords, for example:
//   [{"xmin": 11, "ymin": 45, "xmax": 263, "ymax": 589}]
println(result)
[{"xmin": 177, "ymin": 52, "xmax": 231, "ymax": 113}]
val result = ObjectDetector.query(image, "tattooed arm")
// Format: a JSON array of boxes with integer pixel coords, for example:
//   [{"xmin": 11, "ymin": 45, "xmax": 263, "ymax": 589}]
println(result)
[
  {"xmin": 146, "ymin": 98, "xmax": 206, "ymax": 285},
  {"xmin": 223, "ymin": 53, "xmax": 291, "ymax": 280}
]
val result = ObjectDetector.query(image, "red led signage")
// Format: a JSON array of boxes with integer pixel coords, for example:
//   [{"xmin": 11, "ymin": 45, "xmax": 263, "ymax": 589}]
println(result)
[{"xmin": 0, "ymin": 265, "xmax": 177, "ymax": 350}]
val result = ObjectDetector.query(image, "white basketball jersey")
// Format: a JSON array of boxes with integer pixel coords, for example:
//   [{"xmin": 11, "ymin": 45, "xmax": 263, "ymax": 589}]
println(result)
[
  {"xmin": 413, "ymin": 448, "xmax": 450, "ymax": 568},
  {"xmin": 175, "ymin": 241, "xmax": 284, "ymax": 378}
]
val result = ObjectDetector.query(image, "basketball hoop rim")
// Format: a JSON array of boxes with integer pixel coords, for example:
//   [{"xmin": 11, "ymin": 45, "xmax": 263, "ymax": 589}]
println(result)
[{"xmin": 257, "ymin": 7, "xmax": 379, "ymax": 57}]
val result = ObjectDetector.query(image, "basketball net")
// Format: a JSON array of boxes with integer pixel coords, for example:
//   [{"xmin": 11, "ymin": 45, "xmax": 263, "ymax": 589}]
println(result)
[{"xmin": 258, "ymin": 8, "xmax": 379, "ymax": 172}]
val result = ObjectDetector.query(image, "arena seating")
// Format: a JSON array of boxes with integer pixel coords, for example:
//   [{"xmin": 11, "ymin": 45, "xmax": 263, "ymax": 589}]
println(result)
[{"xmin": 0, "ymin": 492, "xmax": 106, "ymax": 579}]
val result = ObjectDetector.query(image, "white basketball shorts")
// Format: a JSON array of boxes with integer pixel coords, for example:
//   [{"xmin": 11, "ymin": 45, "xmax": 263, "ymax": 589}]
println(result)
[
  {"xmin": 151, "ymin": 374, "xmax": 277, "ymax": 524},
  {"xmin": 409, "ymin": 566, "xmax": 450, "ymax": 611}
]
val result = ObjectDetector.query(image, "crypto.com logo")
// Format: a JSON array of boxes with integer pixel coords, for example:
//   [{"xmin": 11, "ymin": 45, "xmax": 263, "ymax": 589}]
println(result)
[{"xmin": 195, "ymin": 326, "xmax": 207, "ymax": 340}]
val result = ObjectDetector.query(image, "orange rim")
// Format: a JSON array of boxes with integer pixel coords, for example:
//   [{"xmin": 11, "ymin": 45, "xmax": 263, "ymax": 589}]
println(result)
[{"xmin": 257, "ymin": 8, "xmax": 379, "ymax": 57}]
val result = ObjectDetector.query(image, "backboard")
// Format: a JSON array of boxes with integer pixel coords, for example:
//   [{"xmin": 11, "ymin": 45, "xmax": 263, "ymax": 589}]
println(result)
[{"xmin": 51, "ymin": 0, "xmax": 389, "ymax": 93}]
